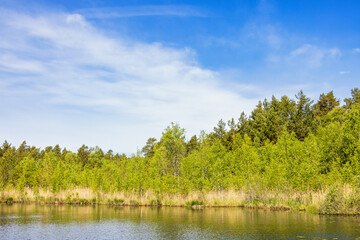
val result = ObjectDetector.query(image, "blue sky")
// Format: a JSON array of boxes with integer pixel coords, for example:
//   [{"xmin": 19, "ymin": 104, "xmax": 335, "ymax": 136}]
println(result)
[{"xmin": 1, "ymin": 0, "xmax": 359, "ymax": 154}]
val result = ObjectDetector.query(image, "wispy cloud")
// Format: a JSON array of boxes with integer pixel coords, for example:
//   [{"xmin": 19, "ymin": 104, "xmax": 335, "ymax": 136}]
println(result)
[
  {"xmin": 290, "ymin": 44, "xmax": 341, "ymax": 68},
  {"xmin": 75, "ymin": 5, "xmax": 207, "ymax": 19},
  {"xmin": 339, "ymin": 71, "xmax": 350, "ymax": 75},
  {"xmin": 0, "ymin": 8, "xmax": 254, "ymax": 152},
  {"xmin": 0, "ymin": 54, "xmax": 45, "ymax": 73},
  {"xmin": 242, "ymin": 22, "xmax": 283, "ymax": 50},
  {"xmin": 353, "ymin": 48, "xmax": 360, "ymax": 53}
]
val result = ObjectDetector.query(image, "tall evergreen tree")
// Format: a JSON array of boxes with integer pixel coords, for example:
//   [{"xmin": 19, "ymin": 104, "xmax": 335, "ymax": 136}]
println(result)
[
  {"xmin": 313, "ymin": 91, "xmax": 340, "ymax": 117},
  {"xmin": 344, "ymin": 88, "xmax": 360, "ymax": 109},
  {"xmin": 291, "ymin": 90, "xmax": 314, "ymax": 140},
  {"xmin": 142, "ymin": 138, "xmax": 157, "ymax": 158}
]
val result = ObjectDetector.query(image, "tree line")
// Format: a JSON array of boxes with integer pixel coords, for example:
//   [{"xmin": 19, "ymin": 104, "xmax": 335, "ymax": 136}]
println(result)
[{"xmin": 1, "ymin": 88, "xmax": 360, "ymax": 195}]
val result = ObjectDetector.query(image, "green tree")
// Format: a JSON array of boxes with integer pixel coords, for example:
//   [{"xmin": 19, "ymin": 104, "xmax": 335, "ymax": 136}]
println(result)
[
  {"xmin": 248, "ymin": 101, "xmax": 267, "ymax": 143},
  {"xmin": 142, "ymin": 138, "xmax": 157, "ymax": 158},
  {"xmin": 186, "ymin": 135, "xmax": 200, "ymax": 154},
  {"xmin": 344, "ymin": 88, "xmax": 360, "ymax": 109},
  {"xmin": 160, "ymin": 123, "xmax": 186, "ymax": 180},
  {"xmin": 17, "ymin": 157, "xmax": 37, "ymax": 190},
  {"xmin": 212, "ymin": 119, "xmax": 227, "ymax": 142},
  {"xmin": 291, "ymin": 91, "xmax": 314, "ymax": 140},
  {"xmin": 313, "ymin": 91, "xmax": 340, "ymax": 117},
  {"xmin": 77, "ymin": 145, "xmax": 90, "ymax": 167},
  {"xmin": 0, "ymin": 145, "xmax": 16, "ymax": 188}
]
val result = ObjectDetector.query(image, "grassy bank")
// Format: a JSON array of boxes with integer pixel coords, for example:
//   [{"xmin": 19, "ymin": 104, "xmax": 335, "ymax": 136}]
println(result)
[{"xmin": 1, "ymin": 186, "xmax": 359, "ymax": 214}]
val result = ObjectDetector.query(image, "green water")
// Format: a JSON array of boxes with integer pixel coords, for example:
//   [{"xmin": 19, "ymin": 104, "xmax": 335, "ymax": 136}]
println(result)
[{"xmin": 1, "ymin": 204, "xmax": 360, "ymax": 239}]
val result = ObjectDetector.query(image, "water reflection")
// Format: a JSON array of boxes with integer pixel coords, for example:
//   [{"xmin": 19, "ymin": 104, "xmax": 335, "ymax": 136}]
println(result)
[{"xmin": 1, "ymin": 204, "xmax": 360, "ymax": 239}]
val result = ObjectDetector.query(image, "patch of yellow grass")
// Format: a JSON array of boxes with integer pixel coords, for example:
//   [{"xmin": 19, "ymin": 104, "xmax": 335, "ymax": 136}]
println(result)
[{"xmin": 0, "ymin": 187, "xmax": 333, "ymax": 211}]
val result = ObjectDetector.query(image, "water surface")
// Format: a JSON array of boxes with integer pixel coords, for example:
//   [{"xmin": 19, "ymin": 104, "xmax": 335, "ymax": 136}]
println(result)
[{"xmin": 1, "ymin": 204, "xmax": 360, "ymax": 239}]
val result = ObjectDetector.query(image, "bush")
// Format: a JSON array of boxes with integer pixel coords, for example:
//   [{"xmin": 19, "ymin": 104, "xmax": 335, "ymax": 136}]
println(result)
[
  {"xmin": 151, "ymin": 199, "xmax": 162, "ymax": 206},
  {"xmin": 185, "ymin": 200, "xmax": 203, "ymax": 206},
  {"xmin": 320, "ymin": 184, "xmax": 343, "ymax": 214},
  {"xmin": 79, "ymin": 198, "xmax": 89, "ymax": 204},
  {"xmin": 345, "ymin": 189, "xmax": 360, "ymax": 214},
  {"xmin": 129, "ymin": 200, "xmax": 139, "ymax": 205},
  {"xmin": 36, "ymin": 196, "xmax": 45, "ymax": 202},
  {"xmin": 113, "ymin": 198, "xmax": 124, "ymax": 204},
  {"xmin": 65, "ymin": 194, "xmax": 72, "ymax": 203},
  {"xmin": 353, "ymin": 175, "xmax": 360, "ymax": 189}
]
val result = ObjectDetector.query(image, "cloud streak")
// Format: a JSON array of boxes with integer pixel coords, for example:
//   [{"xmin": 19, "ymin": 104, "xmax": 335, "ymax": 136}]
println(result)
[
  {"xmin": 75, "ymin": 5, "xmax": 207, "ymax": 19},
  {"xmin": 290, "ymin": 44, "xmax": 341, "ymax": 68}
]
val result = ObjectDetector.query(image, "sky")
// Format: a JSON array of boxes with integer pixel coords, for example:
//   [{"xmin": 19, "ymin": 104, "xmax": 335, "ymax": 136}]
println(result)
[{"xmin": 0, "ymin": 0, "xmax": 359, "ymax": 154}]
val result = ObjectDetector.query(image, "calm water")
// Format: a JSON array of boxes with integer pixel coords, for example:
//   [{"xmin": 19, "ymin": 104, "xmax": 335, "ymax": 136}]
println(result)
[{"xmin": 1, "ymin": 204, "xmax": 360, "ymax": 239}]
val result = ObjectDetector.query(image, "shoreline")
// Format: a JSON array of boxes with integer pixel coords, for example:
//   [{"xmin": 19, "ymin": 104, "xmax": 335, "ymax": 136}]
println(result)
[
  {"xmin": 1, "ymin": 201, "xmax": 359, "ymax": 216},
  {"xmin": 1, "ymin": 186, "xmax": 359, "ymax": 215},
  {"xmin": 0, "ymin": 200, "xmax": 297, "ymax": 212}
]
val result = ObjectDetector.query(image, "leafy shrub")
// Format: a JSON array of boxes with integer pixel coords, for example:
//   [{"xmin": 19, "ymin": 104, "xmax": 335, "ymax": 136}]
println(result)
[
  {"xmin": 320, "ymin": 184, "xmax": 343, "ymax": 214},
  {"xmin": 185, "ymin": 200, "xmax": 203, "ymax": 206},
  {"xmin": 36, "ymin": 196, "xmax": 45, "ymax": 202},
  {"xmin": 129, "ymin": 200, "xmax": 139, "ymax": 205},
  {"xmin": 113, "ymin": 198, "xmax": 124, "ymax": 204},
  {"xmin": 65, "ymin": 194, "xmax": 72, "ymax": 203},
  {"xmin": 79, "ymin": 198, "xmax": 89, "ymax": 204}
]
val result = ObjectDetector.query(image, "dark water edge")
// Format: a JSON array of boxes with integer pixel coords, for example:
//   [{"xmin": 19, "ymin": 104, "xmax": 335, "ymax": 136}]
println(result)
[{"xmin": 1, "ymin": 204, "xmax": 360, "ymax": 239}]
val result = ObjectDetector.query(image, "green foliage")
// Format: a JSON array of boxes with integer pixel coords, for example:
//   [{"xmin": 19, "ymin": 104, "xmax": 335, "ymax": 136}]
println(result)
[
  {"xmin": 129, "ymin": 200, "xmax": 139, "ymax": 205},
  {"xmin": 186, "ymin": 135, "xmax": 200, "ymax": 154},
  {"xmin": 344, "ymin": 88, "xmax": 360, "ymax": 109},
  {"xmin": 113, "ymin": 198, "xmax": 124, "ymax": 204},
  {"xmin": 185, "ymin": 200, "xmax": 204, "ymax": 206},
  {"xmin": 1, "ymin": 88, "xmax": 360, "ymax": 204},
  {"xmin": 142, "ymin": 138, "xmax": 157, "ymax": 158},
  {"xmin": 313, "ymin": 91, "xmax": 340, "ymax": 118},
  {"xmin": 320, "ymin": 184, "xmax": 343, "ymax": 214}
]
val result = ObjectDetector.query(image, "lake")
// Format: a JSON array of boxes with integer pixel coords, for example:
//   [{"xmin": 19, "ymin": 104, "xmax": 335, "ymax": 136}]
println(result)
[{"xmin": 1, "ymin": 204, "xmax": 360, "ymax": 239}]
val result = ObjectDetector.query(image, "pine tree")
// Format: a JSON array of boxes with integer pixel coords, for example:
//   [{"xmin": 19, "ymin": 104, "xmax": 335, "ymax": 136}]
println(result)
[{"xmin": 313, "ymin": 91, "xmax": 340, "ymax": 117}]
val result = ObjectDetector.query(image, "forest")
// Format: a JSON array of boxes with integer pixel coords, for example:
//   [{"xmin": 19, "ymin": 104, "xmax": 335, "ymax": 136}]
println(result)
[{"xmin": 1, "ymin": 88, "xmax": 360, "ymax": 214}]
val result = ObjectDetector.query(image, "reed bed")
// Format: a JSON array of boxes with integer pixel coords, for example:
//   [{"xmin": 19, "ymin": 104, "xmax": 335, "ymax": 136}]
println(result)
[{"xmin": 0, "ymin": 187, "xmax": 341, "ymax": 213}]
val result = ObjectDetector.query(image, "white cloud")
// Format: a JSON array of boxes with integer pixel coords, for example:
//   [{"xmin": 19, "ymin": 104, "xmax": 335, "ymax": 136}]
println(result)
[
  {"xmin": 291, "ymin": 44, "xmax": 312, "ymax": 56},
  {"xmin": 339, "ymin": 71, "xmax": 350, "ymax": 75},
  {"xmin": 243, "ymin": 22, "xmax": 283, "ymax": 49},
  {"xmin": 328, "ymin": 48, "xmax": 341, "ymax": 57},
  {"xmin": 65, "ymin": 13, "xmax": 86, "ymax": 25},
  {"xmin": 0, "ymin": 8, "xmax": 256, "ymax": 153},
  {"xmin": 0, "ymin": 54, "xmax": 45, "ymax": 73},
  {"xmin": 290, "ymin": 44, "xmax": 341, "ymax": 68},
  {"xmin": 75, "ymin": 5, "xmax": 206, "ymax": 19},
  {"xmin": 353, "ymin": 48, "xmax": 360, "ymax": 53}
]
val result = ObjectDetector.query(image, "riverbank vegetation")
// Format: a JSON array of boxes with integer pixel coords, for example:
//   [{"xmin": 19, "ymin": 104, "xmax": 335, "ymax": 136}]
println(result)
[{"xmin": 1, "ymin": 88, "xmax": 360, "ymax": 214}]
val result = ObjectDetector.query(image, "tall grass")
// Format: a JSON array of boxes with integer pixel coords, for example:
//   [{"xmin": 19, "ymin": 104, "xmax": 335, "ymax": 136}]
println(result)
[
  {"xmin": 1, "ymin": 186, "xmax": 359, "ymax": 214},
  {"xmin": 0, "ymin": 187, "xmax": 320, "ymax": 208}
]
